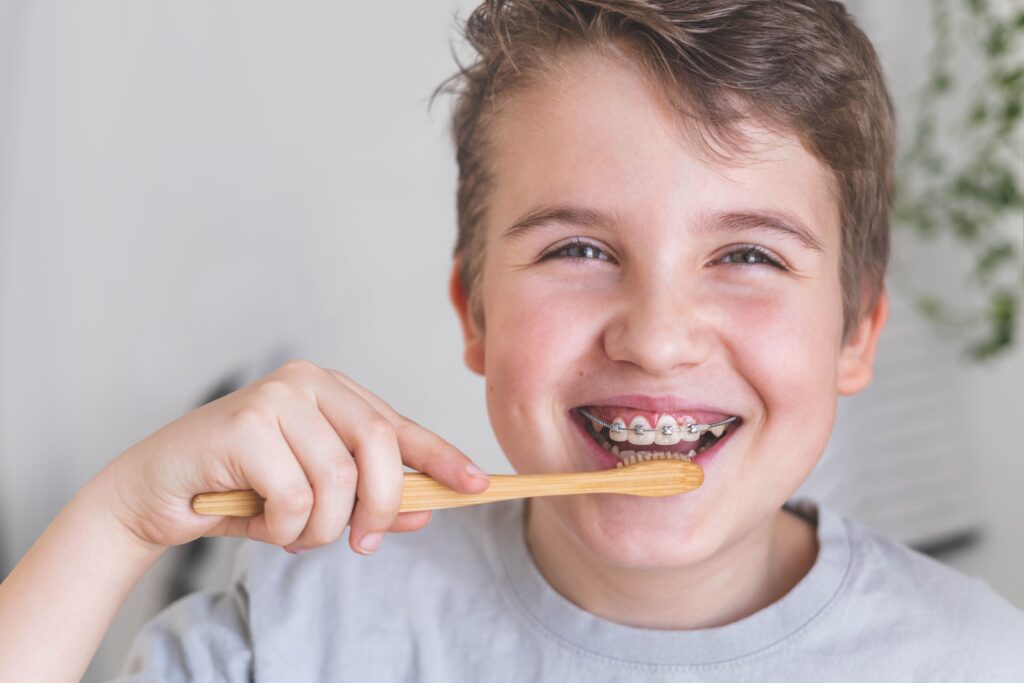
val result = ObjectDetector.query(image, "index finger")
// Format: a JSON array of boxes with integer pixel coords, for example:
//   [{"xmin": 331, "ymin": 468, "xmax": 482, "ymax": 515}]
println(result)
[{"xmin": 324, "ymin": 368, "xmax": 489, "ymax": 493}]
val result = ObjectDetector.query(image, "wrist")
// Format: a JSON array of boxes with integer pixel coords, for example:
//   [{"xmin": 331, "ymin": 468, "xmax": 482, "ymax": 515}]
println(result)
[{"xmin": 78, "ymin": 464, "xmax": 169, "ymax": 561}]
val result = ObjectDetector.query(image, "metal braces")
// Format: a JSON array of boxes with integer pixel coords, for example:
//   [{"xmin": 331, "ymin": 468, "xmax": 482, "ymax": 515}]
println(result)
[{"xmin": 577, "ymin": 407, "xmax": 738, "ymax": 437}]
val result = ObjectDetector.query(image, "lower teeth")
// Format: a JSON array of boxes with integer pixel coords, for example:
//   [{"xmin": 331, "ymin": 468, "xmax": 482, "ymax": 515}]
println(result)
[{"xmin": 600, "ymin": 441, "xmax": 699, "ymax": 461}]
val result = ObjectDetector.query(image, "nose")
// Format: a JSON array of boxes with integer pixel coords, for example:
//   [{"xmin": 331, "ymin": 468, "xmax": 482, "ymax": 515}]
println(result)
[{"xmin": 601, "ymin": 275, "xmax": 712, "ymax": 374}]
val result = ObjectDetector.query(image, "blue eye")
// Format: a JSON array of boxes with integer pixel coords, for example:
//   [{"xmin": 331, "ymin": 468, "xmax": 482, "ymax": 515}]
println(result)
[
  {"xmin": 717, "ymin": 245, "xmax": 786, "ymax": 270},
  {"xmin": 541, "ymin": 239, "xmax": 612, "ymax": 262}
]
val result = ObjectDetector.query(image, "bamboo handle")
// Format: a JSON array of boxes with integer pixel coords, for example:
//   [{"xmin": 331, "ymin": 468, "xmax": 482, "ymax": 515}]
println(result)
[{"xmin": 191, "ymin": 460, "xmax": 703, "ymax": 517}]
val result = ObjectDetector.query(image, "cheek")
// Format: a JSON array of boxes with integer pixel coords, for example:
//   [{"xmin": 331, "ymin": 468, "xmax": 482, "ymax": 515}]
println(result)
[
  {"xmin": 721, "ymin": 281, "xmax": 841, "ymax": 473},
  {"xmin": 484, "ymin": 269, "xmax": 608, "ymax": 384},
  {"xmin": 481, "ymin": 275, "xmax": 597, "ymax": 465}
]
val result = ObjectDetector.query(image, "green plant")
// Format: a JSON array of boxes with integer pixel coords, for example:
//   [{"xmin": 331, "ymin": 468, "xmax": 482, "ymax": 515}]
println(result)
[{"xmin": 893, "ymin": 0, "xmax": 1023, "ymax": 360}]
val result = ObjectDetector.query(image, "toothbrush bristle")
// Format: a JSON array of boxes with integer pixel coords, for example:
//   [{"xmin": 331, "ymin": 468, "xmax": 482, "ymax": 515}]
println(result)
[{"xmin": 616, "ymin": 452, "xmax": 690, "ymax": 468}]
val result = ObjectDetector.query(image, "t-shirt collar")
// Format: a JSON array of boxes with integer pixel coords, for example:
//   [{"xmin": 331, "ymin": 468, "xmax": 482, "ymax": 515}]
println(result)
[{"xmin": 495, "ymin": 497, "xmax": 851, "ymax": 666}]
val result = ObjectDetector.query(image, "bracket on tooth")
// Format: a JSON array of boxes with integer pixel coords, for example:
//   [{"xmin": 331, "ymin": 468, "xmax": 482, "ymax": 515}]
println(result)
[{"xmin": 578, "ymin": 408, "xmax": 737, "ymax": 438}]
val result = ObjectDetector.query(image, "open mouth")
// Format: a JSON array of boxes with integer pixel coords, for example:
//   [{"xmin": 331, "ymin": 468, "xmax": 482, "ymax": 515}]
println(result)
[{"xmin": 572, "ymin": 406, "xmax": 742, "ymax": 469}]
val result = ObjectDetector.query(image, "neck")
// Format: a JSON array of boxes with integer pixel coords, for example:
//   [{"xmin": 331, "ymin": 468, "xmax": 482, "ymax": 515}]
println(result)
[{"xmin": 524, "ymin": 501, "xmax": 818, "ymax": 630}]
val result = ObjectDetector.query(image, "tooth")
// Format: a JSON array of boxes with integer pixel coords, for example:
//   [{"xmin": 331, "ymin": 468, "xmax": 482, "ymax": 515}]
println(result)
[
  {"xmin": 618, "ymin": 449, "xmax": 636, "ymax": 458},
  {"xmin": 590, "ymin": 418, "xmax": 604, "ymax": 432},
  {"xmin": 611, "ymin": 444, "xmax": 620, "ymax": 455},
  {"xmin": 687, "ymin": 448, "xmax": 697, "ymax": 458},
  {"xmin": 679, "ymin": 417, "xmax": 700, "ymax": 442},
  {"xmin": 609, "ymin": 418, "xmax": 628, "ymax": 442},
  {"xmin": 654, "ymin": 415, "xmax": 682, "ymax": 446},
  {"xmin": 626, "ymin": 417, "xmax": 654, "ymax": 445},
  {"xmin": 601, "ymin": 441, "xmax": 613, "ymax": 451},
  {"xmin": 710, "ymin": 424, "xmax": 726, "ymax": 438}
]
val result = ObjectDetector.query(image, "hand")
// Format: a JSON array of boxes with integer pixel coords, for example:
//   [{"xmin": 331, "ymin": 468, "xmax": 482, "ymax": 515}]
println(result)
[{"xmin": 100, "ymin": 360, "xmax": 490, "ymax": 555}]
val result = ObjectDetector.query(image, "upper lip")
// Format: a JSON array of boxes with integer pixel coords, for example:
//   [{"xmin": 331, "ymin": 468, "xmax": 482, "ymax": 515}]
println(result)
[{"xmin": 576, "ymin": 393, "xmax": 740, "ymax": 417}]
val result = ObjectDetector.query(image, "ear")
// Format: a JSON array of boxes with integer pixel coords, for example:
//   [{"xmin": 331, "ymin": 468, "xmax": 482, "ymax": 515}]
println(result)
[
  {"xmin": 837, "ymin": 287, "xmax": 889, "ymax": 395},
  {"xmin": 448, "ymin": 258, "xmax": 485, "ymax": 376}
]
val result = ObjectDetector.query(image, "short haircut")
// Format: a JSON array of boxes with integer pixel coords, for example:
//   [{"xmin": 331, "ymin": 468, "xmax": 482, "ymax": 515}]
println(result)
[{"xmin": 433, "ymin": 0, "xmax": 896, "ymax": 345}]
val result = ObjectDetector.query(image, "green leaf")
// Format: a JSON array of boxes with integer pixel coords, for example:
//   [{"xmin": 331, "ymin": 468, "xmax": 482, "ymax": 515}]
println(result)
[
  {"xmin": 986, "ymin": 24, "xmax": 1008, "ymax": 57},
  {"xmin": 915, "ymin": 296, "xmax": 943, "ymax": 320},
  {"xmin": 997, "ymin": 67, "xmax": 1023, "ymax": 91},
  {"xmin": 897, "ymin": 0, "xmax": 1024, "ymax": 361},
  {"xmin": 970, "ymin": 101, "xmax": 989, "ymax": 123},
  {"xmin": 929, "ymin": 71, "xmax": 954, "ymax": 94},
  {"xmin": 951, "ymin": 210, "xmax": 981, "ymax": 240},
  {"xmin": 968, "ymin": 290, "xmax": 1017, "ymax": 359},
  {"xmin": 973, "ymin": 242, "xmax": 1017, "ymax": 283}
]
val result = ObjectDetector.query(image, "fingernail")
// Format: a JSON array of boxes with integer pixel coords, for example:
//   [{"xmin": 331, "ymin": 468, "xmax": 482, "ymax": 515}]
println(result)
[
  {"xmin": 465, "ymin": 463, "xmax": 487, "ymax": 478},
  {"xmin": 358, "ymin": 532, "xmax": 384, "ymax": 554},
  {"xmin": 285, "ymin": 546, "xmax": 309, "ymax": 556}
]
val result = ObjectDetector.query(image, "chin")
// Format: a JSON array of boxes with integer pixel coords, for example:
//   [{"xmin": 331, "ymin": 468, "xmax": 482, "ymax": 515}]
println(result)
[{"xmin": 557, "ymin": 493, "xmax": 726, "ymax": 570}]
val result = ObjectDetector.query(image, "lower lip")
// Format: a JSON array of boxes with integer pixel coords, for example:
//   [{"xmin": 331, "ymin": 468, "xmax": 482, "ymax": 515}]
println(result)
[{"xmin": 568, "ymin": 411, "xmax": 739, "ymax": 476}]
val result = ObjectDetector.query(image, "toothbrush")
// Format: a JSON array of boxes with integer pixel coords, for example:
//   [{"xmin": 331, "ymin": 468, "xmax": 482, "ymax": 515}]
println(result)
[{"xmin": 191, "ymin": 456, "xmax": 703, "ymax": 517}]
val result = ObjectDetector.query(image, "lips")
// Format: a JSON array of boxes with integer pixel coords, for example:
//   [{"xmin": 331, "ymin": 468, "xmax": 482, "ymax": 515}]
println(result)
[
  {"xmin": 578, "ymin": 394, "xmax": 738, "ymax": 426},
  {"xmin": 583, "ymin": 405, "xmax": 734, "ymax": 429},
  {"xmin": 568, "ymin": 406, "xmax": 742, "ymax": 472}
]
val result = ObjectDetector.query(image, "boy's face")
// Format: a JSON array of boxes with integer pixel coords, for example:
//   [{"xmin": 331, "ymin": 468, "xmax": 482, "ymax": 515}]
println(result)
[{"xmin": 451, "ymin": 49, "xmax": 886, "ymax": 568}]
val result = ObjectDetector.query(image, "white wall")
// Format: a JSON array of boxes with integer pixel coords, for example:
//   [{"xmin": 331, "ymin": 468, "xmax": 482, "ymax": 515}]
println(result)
[
  {"xmin": 0, "ymin": 0, "xmax": 500, "ymax": 560},
  {"xmin": 0, "ymin": 1, "xmax": 1020, "ymax": 681},
  {"xmin": 844, "ymin": 0, "xmax": 1024, "ymax": 604}
]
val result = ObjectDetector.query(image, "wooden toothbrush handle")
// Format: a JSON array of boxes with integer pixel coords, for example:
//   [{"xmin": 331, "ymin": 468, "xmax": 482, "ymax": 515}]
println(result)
[
  {"xmin": 191, "ymin": 463, "xmax": 702, "ymax": 517},
  {"xmin": 399, "ymin": 468, "xmax": 688, "ymax": 512}
]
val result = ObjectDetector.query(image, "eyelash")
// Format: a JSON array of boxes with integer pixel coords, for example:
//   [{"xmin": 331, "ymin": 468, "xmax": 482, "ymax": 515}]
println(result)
[
  {"xmin": 541, "ymin": 238, "xmax": 613, "ymax": 263},
  {"xmin": 540, "ymin": 239, "xmax": 787, "ymax": 270}
]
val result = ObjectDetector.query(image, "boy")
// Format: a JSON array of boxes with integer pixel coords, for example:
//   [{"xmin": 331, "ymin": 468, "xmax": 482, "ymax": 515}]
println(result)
[{"xmin": 1, "ymin": 1, "xmax": 1022, "ymax": 681}]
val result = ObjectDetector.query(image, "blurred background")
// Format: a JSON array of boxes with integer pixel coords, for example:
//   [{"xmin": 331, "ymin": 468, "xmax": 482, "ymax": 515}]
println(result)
[{"xmin": 0, "ymin": 1, "xmax": 1020, "ymax": 680}]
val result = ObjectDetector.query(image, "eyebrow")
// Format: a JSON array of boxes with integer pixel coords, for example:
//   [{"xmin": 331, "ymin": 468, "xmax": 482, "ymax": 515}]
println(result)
[{"xmin": 502, "ymin": 203, "xmax": 825, "ymax": 253}]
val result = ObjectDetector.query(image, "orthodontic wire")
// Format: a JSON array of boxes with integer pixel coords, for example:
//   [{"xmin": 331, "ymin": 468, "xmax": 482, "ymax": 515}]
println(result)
[{"xmin": 576, "ymin": 407, "xmax": 738, "ymax": 437}]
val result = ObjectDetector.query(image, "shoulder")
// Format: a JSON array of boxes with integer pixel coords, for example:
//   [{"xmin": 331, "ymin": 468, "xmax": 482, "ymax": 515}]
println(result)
[{"xmin": 836, "ymin": 512, "xmax": 1024, "ymax": 673}]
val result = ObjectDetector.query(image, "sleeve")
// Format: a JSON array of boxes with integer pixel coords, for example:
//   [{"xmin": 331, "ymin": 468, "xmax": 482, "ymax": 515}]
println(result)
[{"xmin": 106, "ymin": 546, "xmax": 254, "ymax": 682}]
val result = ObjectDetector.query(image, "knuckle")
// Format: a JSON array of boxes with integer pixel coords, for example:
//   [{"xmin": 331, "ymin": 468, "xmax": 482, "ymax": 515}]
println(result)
[
  {"xmin": 256, "ymin": 378, "xmax": 298, "ymax": 404},
  {"xmin": 229, "ymin": 406, "xmax": 271, "ymax": 435},
  {"xmin": 323, "ymin": 456, "xmax": 358, "ymax": 489},
  {"xmin": 276, "ymin": 483, "xmax": 314, "ymax": 515},
  {"xmin": 361, "ymin": 415, "xmax": 395, "ymax": 444},
  {"xmin": 277, "ymin": 359, "xmax": 322, "ymax": 380},
  {"xmin": 394, "ymin": 416, "xmax": 419, "ymax": 441},
  {"xmin": 357, "ymin": 487, "xmax": 402, "ymax": 525}
]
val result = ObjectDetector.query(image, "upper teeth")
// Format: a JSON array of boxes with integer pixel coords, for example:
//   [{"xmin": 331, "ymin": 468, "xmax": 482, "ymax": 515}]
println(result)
[
  {"xmin": 654, "ymin": 415, "xmax": 681, "ymax": 446},
  {"xmin": 609, "ymin": 418, "xmax": 629, "ymax": 442},
  {"xmin": 628, "ymin": 417, "xmax": 655, "ymax": 445},
  {"xmin": 604, "ymin": 414, "xmax": 709, "ymax": 446}
]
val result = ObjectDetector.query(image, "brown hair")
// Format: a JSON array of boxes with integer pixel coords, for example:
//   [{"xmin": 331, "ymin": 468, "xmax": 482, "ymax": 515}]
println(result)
[{"xmin": 432, "ymin": 0, "xmax": 895, "ymax": 345}]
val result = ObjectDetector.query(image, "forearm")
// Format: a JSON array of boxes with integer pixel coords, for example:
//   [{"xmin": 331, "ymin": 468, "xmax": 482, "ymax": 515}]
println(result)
[{"xmin": 0, "ymin": 472, "xmax": 168, "ymax": 683}]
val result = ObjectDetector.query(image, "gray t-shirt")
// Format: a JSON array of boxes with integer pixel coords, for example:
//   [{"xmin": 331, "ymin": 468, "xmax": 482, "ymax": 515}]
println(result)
[{"xmin": 113, "ymin": 498, "xmax": 1024, "ymax": 681}]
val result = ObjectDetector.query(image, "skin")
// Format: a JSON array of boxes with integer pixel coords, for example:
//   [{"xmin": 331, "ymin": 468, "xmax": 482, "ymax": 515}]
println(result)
[{"xmin": 450, "ymin": 47, "xmax": 888, "ymax": 629}]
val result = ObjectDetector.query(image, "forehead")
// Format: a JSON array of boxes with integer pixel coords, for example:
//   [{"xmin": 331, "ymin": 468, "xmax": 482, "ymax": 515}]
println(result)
[{"xmin": 485, "ymin": 49, "xmax": 839, "ymax": 249}]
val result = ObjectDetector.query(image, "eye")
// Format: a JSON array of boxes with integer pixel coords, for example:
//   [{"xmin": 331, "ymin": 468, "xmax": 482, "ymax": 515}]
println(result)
[
  {"xmin": 540, "ymin": 238, "xmax": 613, "ymax": 263},
  {"xmin": 714, "ymin": 244, "xmax": 787, "ymax": 270}
]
